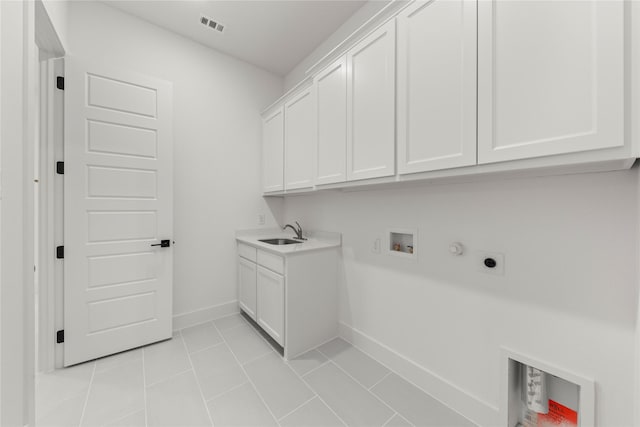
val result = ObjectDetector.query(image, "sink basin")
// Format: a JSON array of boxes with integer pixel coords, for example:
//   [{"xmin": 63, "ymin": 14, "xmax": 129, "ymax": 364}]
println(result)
[{"xmin": 259, "ymin": 238, "xmax": 301, "ymax": 245}]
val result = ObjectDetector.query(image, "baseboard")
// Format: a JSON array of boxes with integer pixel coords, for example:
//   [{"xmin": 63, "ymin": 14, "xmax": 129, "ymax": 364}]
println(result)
[
  {"xmin": 173, "ymin": 301, "xmax": 239, "ymax": 331},
  {"xmin": 339, "ymin": 322, "xmax": 500, "ymax": 427}
]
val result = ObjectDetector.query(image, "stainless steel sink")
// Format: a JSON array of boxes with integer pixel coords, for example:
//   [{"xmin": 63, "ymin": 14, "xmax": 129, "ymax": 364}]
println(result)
[{"xmin": 259, "ymin": 238, "xmax": 301, "ymax": 245}]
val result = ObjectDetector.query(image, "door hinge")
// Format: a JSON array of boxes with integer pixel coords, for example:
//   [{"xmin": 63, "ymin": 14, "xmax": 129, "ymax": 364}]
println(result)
[
  {"xmin": 56, "ymin": 246, "xmax": 64, "ymax": 259},
  {"xmin": 56, "ymin": 161, "xmax": 64, "ymax": 174},
  {"xmin": 56, "ymin": 76, "xmax": 64, "ymax": 90},
  {"xmin": 56, "ymin": 330, "xmax": 64, "ymax": 344}
]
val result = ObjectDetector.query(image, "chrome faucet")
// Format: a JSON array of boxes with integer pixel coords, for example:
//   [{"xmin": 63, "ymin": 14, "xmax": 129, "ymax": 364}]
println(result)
[{"xmin": 283, "ymin": 221, "xmax": 306, "ymax": 240}]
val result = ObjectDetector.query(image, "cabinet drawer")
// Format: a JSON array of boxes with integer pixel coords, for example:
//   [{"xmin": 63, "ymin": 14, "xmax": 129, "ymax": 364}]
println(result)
[
  {"xmin": 257, "ymin": 250, "xmax": 284, "ymax": 275},
  {"xmin": 238, "ymin": 243, "xmax": 257, "ymax": 262}
]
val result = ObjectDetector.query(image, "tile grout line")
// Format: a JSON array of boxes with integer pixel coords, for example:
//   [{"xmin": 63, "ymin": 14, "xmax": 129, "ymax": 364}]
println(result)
[
  {"xmin": 296, "ymin": 364, "xmax": 349, "ymax": 427},
  {"xmin": 180, "ymin": 330, "xmax": 216, "ymax": 427},
  {"xmin": 144, "ymin": 367, "xmax": 195, "ymax": 389},
  {"xmin": 294, "ymin": 359, "xmax": 331, "ymax": 378},
  {"xmin": 206, "ymin": 380, "xmax": 251, "ymax": 402},
  {"xmin": 234, "ymin": 346, "xmax": 274, "ymax": 367},
  {"xmin": 142, "ymin": 345, "xmax": 149, "ymax": 427},
  {"xmin": 213, "ymin": 317, "xmax": 253, "ymax": 335},
  {"xmin": 211, "ymin": 321, "xmax": 284, "ymax": 427},
  {"xmin": 235, "ymin": 313, "xmax": 288, "ymax": 351},
  {"xmin": 77, "ymin": 362, "xmax": 97, "ymax": 427},
  {"xmin": 187, "ymin": 339, "xmax": 226, "ymax": 357},
  {"xmin": 326, "ymin": 360, "xmax": 398, "ymax": 416},
  {"xmin": 381, "ymin": 411, "xmax": 401, "ymax": 427},
  {"xmin": 181, "ymin": 320, "xmax": 220, "ymax": 354},
  {"xmin": 230, "ymin": 316, "xmax": 349, "ymax": 427},
  {"xmin": 388, "ymin": 412, "xmax": 416, "ymax": 427},
  {"xmin": 368, "ymin": 371, "xmax": 393, "ymax": 391},
  {"xmin": 188, "ymin": 315, "xmax": 400, "ymax": 427},
  {"xmin": 275, "ymin": 394, "xmax": 317, "ymax": 422},
  {"xmin": 105, "ymin": 408, "xmax": 146, "ymax": 427},
  {"xmin": 315, "ymin": 344, "xmax": 397, "ymax": 414},
  {"xmin": 339, "ymin": 336, "xmax": 471, "ymax": 425},
  {"xmin": 292, "ymin": 346, "xmax": 351, "ymax": 427},
  {"xmin": 316, "ymin": 345, "xmax": 390, "ymax": 394}
]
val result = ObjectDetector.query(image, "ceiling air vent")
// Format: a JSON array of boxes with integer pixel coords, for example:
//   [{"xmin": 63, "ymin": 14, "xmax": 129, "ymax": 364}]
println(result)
[{"xmin": 200, "ymin": 14, "xmax": 225, "ymax": 33}]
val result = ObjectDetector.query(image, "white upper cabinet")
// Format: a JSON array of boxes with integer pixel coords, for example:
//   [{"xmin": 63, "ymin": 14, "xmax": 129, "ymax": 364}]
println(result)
[
  {"xmin": 347, "ymin": 20, "xmax": 396, "ymax": 181},
  {"xmin": 397, "ymin": 0, "xmax": 477, "ymax": 174},
  {"xmin": 477, "ymin": 0, "xmax": 624, "ymax": 164},
  {"xmin": 315, "ymin": 57, "xmax": 348, "ymax": 185},
  {"xmin": 262, "ymin": 107, "xmax": 284, "ymax": 193},
  {"xmin": 284, "ymin": 86, "xmax": 315, "ymax": 190}
]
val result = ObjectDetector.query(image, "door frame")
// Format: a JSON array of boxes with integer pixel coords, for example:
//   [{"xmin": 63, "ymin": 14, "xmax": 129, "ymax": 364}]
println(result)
[
  {"xmin": 35, "ymin": 0, "xmax": 65, "ymax": 375},
  {"xmin": 0, "ymin": 1, "xmax": 64, "ymax": 425},
  {"xmin": 0, "ymin": 1, "xmax": 38, "ymax": 425},
  {"xmin": 38, "ymin": 57, "xmax": 65, "ymax": 373}
]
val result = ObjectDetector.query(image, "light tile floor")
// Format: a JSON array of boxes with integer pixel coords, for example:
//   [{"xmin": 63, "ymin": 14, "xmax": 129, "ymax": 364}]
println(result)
[{"xmin": 36, "ymin": 313, "xmax": 475, "ymax": 427}]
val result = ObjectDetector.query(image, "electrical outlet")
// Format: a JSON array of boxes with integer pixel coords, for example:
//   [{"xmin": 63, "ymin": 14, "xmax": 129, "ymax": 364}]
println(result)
[
  {"xmin": 372, "ymin": 237, "xmax": 381, "ymax": 254},
  {"xmin": 257, "ymin": 213, "xmax": 265, "ymax": 225},
  {"xmin": 477, "ymin": 251, "xmax": 505, "ymax": 276}
]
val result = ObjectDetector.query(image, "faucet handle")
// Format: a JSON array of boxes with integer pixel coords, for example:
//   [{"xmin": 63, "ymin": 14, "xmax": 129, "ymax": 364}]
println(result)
[{"xmin": 294, "ymin": 221, "xmax": 307, "ymax": 240}]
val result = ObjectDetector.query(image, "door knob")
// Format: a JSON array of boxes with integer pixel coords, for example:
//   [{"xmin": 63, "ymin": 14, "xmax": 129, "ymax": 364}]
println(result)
[{"xmin": 151, "ymin": 239, "xmax": 171, "ymax": 248}]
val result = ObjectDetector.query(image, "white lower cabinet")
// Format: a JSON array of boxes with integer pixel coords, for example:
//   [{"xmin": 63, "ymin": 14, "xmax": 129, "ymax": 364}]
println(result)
[
  {"xmin": 236, "ymin": 242, "xmax": 339, "ymax": 360},
  {"xmin": 256, "ymin": 266, "xmax": 285, "ymax": 346},
  {"xmin": 237, "ymin": 256, "xmax": 257, "ymax": 321}
]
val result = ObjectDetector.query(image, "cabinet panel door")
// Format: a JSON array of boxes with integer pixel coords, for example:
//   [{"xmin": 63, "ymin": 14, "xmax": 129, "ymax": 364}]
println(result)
[
  {"xmin": 478, "ymin": 0, "xmax": 624, "ymax": 164},
  {"xmin": 397, "ymin": 0, "xmax": 477, "ymax": 174},
  {"xmin": 238, "ymin": 257, "xmax": 257, "ymax": 321},
  {"xmin": 315, "ymin": 57, "xmax": 348, "ymax": 185},
  {"xmin": 262, "ymin": 108, "xmax": 284, "ymax": 192},
  {"xmin": 347, "ymin": 20, "xmax": 396, "ymax": 181},
  {"xmin": 256, "ymin": 266, "xmax": 284, "ymax": 346},
  {"xmin": 284, "ymin": 88, "xmax": 315, "ymax": 190}
]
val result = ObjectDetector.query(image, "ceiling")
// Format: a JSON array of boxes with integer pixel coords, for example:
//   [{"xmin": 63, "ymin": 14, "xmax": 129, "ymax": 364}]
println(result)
[{"xmin": 104, "ymin": 0, "xmax": 367, "ymax": 76}]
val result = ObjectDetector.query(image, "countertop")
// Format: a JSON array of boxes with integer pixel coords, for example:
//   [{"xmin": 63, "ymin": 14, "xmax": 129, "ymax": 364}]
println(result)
[{"xmin": 236, "ymin": 228, "xmax": 341, "ymax": 255}]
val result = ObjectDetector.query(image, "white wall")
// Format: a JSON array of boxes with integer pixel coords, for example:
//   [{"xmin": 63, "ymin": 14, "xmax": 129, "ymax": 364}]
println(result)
[
  {"xmin": 64, "ymin": 1, "xmax": 284, "ymax": 320},
  {"xmin": 41, "ymin": 0, "xmax": 68, "ymax": 51},
  {"xmin": 283, "ymin": 170, "xmax": 639, "ymax": 426}
]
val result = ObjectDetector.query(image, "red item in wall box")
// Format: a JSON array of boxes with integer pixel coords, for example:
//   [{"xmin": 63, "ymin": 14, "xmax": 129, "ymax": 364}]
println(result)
[{"xmin": 537, "ymin": 400, "xmax": 578, "ymax": 427}]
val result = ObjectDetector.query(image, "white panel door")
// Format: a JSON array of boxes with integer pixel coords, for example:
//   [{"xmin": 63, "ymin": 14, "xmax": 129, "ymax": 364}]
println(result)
[
  {"xmin": 397, "ymin": 0, "xmax": 477, "ymax": 174},
  {"xmin": 237, "ymin": 256, "xmax": 257, "ymax": 321},
  {"xmin": 315, "ymin": 56, "xmax": 347, "ymax": 185},
  {"xmin": 478, "ymin": 0, "xmax": 624, "ymax": 164},
  {"xmin": 284, "ymin": 87, "xmax": 315, "ymax": 190},
  {"xmin": 262, "ymin": 108, "xmax": 284, "ymax": 193},
  {"xmin": 347, "ymin": 20, "xmax": 396, "ymax": 181},
  {"xmin": 64, "ymin": 57, "xmax": 173, "ymax": 366},
  {"xmin": 256, "ymin": 266, "xmax": 284, "ymax": 346}
]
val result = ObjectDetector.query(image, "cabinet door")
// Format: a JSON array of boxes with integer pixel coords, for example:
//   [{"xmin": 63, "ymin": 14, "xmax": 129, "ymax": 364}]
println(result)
[
  {"xmin": 397, "ymin": 0, "xmax": 477, "ymax": 174},
  {"xmin": 256, "ymin": 266, "xmax": 285, "ymax": 346},
  {"xmin": 478, "ymin": 1, "xmax": 624, "ymax": 164},
  {"xmin": 284, "ymin": 87, "xmax": 315, "ymax": 190},
  {"xmin": 315, "ymin": 57, "xmax": 347, "ymax": 185},
  {"xmin": 262, "ymin": 107, "xmax": 284, "ymax": 193},
  {"xmin": 347, "ymin": 20, "xmax": 396, "ymax": 181},
  {"xmin": 237, "ymin": 256, "xmax": 257, "ymax": 321}
]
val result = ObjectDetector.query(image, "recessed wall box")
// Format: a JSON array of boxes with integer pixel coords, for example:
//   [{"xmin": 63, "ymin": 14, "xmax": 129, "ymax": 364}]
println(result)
[
  {"xmin": 501, "ymin": 348, "xmax": 595, "ymax": 427},
  {"xmin": 386, "ymin": 228, "xmax": 417, "ymax": 259}
]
